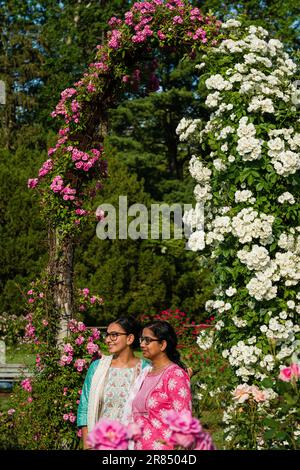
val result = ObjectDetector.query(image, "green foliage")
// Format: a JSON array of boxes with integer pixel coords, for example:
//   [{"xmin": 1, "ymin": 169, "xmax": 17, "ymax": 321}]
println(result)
[{"xmin": 74, "ymin": 155, "xmax": 213, "ymax": 324}]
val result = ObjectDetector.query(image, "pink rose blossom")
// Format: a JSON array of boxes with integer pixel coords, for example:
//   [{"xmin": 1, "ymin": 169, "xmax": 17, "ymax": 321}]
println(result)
[
  {"xmin": 21, "ymin": 378, "xmax": 32, "ymax": 393},
  {"xmin": 74, "ymin": 358, "xmax": 87, "ymax": 372},
  {"xmin": 87, "ymin": 418, "xmax": 129, "ymax": 450},
  {"xmin": 194, "ymin": 432, "xmax": 216, "ymax": 450},
  {"xmin": 95, "ymin": 207, "xmax": 105, "ymax": 222},
  {"xmin": 75, "ymin": 336, "xmax": 85, "ymax": 346},
  {"xmin": 77, "ymin": 321, "xmax": 87, "ymax": 332},
  {"xmin": 63, "ymin": 343, "xmax": 74, "ymax": 354},
  {"xmin": 127, "ymin": 422, "xmax": 143, "ymax": 441},
  {"xmin": 63, "ymin": 414, "xmax": 69, "ymax": 421},
  {"xmin": 232, "ymin": 384, "xmax": 252, "ymax": 403},
  {"xmin": 8, "ymin": 409, "xmax": 16, "ymax": 415},
  {"xmin": 279, "ymin": 363, "xmax": 300, "ymax": 382},
  {"xmin": 163, "ymin": 410, "xmax": 203, "ymax": 448},
  {"xmin": 27, "ymin": 178, "xmax": 38, "ymax": 189},
  {"xmin": 86, "ymin": 342, "xmax": 99, "ymax": 355},
  {"xmin": 251, "ymin": 385, "xmax": 267, "ymax": 403},
  {"xmin": 157, "ymin": 30, "xmax": 166, "ymax": 40}
]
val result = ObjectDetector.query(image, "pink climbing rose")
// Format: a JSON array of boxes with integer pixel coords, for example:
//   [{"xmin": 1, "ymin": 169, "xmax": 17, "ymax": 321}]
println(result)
[
  {"xmin": 279, "ymin": 363, "xmax": 300, "ymax": 382},
  {"xmin": 87, "ymin": 419, "xmax": 129, "ymax": 450}
]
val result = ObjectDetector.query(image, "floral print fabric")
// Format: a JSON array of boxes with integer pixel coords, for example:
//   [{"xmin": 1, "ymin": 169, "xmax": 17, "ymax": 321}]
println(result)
[
  {"xmin": 132, "ymin": 364, "xmax": 192, "ymax": 450},
  {"xmin": 101, "ymin": 367, "xmax": 137, "ymax": 422}
]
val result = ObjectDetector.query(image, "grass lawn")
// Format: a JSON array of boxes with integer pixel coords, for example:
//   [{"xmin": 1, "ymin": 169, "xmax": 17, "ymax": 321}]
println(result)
[{"xmin": 5, "ymin": 343, "xmax": 36, "ymax": 366}]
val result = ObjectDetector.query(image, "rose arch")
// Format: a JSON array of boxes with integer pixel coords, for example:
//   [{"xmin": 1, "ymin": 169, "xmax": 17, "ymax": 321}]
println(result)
[{"xmin": 28, "ymin": 0, "xmax": 222, "ymax": 344}]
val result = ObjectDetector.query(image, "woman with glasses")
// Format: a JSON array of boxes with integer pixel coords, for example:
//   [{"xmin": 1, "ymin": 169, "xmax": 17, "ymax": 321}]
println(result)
[
  {"xmin": 76, "ymin": 316, "xmax": 151, "ymax": 449},
  {"xmin": 131, "ymin": 320, "xmax": 192, "ymax": 450}
]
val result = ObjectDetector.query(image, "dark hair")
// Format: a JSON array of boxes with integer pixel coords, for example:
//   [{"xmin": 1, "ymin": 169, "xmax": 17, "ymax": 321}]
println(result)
[
  {"xmin": 113, "ymin": 315, "xmax": 142, "ymax": 350},
  {"xmin": 143, "ymin": 320, "xmax": 187, "ymax": 370}
]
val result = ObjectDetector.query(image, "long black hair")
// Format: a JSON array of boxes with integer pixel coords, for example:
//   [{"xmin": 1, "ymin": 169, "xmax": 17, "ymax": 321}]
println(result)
[
  {"xmin": 143, "ymin": 320, "xmax": 187, "ymax": 370},
  {"xmin": 113, "ymin": 315, "xmax": 142, "ymax": 350}
]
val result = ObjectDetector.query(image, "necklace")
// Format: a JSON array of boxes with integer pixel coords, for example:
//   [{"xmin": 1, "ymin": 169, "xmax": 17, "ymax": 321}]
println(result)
[{"xmin": 150, "ymin": 362, "xmax": 172, "ymax": 375}]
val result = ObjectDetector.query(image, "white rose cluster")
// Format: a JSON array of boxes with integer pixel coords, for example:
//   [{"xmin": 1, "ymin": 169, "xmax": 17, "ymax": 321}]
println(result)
[
  {"xmin": 214, "ymin": 25, "xmax": 297, "ymax": 111},
  {"xmin": 231, "ymin": 208, "xmax": 274, "ymax": 245},
  {"xmin": 182, "ymin": 204, "xmax": 204, "ymax": 231},
  {"xmin": 277, "ymin": 192, "xmax": 295, "ymax": 204},
  {"xmin": 205, "ymin": 299, "xmax": 232, "ymax": 314},
  {"xmin": 236, "ymin": 117, "xmax": 262, "ymax": 161},
  {"xmin": 188, "ymin": 155, "xmax": 211, "ymax": 183},
  {"xmin": 237, "ymin": 245, "xmax": 271, "ymax": 270},
  {"xmin": 232, "ymin": 316, "xmax": 247, "ymax": 328},
  {"xmin": 196, "ymin": 329, "xmax": 214, "ymax": 350},
  {"xmin": 226, "ymin": 340, "xmax": 262, "ymax": 381},
  {"xmin": 225, "ymin": 286, "xmax": 237, "ymax": 297},
  {"xmin": 247, "ymin": 96, "xmax": 275, "ymax": 114},
  {"xmin": 260, "ymin": 315, "xmax": 300, "ymax": 345},
  {"xmin": 186, "ymin": 230, "xmax": 205, "ymax": 252},
  {"xmin": 176, "ymin": 117, "xmax": 201, "ymax": 142},
  {"xmin": 235, "ymin": 189, "xmax": 255, "ymax": 204},
  {"xmin": 205, "ymin": 74, "xmax": 233, "ymax": 91},
  {"xmin": 267, "ymin": 128, "xmax": 300, "ymax": 176},
  {"xmin": 276, "ymin": 229, "xmax": 300, "ymax": 286},
  {"xmin": 205, "ymin": 215, "xmax": 231, "ymax": 245},
  {"xmin": 246, "ymin": 276, "xmax": 277, "ymax": 301}
]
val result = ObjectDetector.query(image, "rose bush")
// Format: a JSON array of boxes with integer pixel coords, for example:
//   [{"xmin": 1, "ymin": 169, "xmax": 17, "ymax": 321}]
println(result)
[
  {"xmin": 0, "ymin": 282, "xmax": 105, "ymax": 450},
  {"xmin": 178, "ymin": 18, "xmax": 300, "ymax": 449}
]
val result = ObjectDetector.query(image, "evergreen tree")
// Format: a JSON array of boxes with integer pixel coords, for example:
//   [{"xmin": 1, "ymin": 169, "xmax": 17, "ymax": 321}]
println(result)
[{"xmin": 0, "ymin": 0, "xmax": 44, "ymax": 148}]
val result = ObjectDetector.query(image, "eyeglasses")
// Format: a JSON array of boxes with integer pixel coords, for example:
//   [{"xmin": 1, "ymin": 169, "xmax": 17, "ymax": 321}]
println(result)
[
  {"xmin": 104, "ymin": 332, "xmax": 128, "ymax": 342},
  {"xmin": 139, "ymin": 336, "xmax": 160, "ymax": 345}
]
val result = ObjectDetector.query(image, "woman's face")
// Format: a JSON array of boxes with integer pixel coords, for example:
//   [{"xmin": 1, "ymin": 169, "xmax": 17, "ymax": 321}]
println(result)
[
  {"xmin": 104, "ymin": 322, "xmax": 131, "ymax": 354},
  {"xmin": 139, "ymin": 327, "xmax": 164, "ymax": 360}
]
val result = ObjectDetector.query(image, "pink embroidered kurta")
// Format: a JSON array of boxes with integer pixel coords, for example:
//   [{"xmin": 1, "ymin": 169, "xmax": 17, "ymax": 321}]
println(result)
[{"xmin": 132, "ymin": 364, "xmax": 192, "ymax": 450}]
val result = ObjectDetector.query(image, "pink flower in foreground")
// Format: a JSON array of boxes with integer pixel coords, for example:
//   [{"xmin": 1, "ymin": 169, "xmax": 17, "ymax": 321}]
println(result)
[
  {"xmin": 279, "ymin": 363, "xmax": 300, "ymax": 382},
  {"xmin": 127, "ymin": 422, "xmax": 143, "ymax": 441},
  {"xmin": 194, "ymin": 432, "xmax": 216, "ymax": 450},
  {"xmin": 87, "ymin": 418, "xmax": 128, "ymax": 450},
  {"xmin": 163, "ymin": 409, "xmax": 203, "ymax": 448}
]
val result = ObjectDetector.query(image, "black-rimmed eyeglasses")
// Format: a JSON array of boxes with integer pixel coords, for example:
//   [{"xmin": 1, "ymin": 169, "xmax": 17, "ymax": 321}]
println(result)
[
  {"xmin": 139, "ymin": 336, "xmax": 160, "ymax": 345},
  {"xmin": 104, "ymin": 332, "xmax": 128, "ymax": 341}
]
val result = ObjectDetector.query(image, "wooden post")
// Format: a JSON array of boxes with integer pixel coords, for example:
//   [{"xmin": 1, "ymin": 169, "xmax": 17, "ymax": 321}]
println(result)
[{"xmin": 47, "ymin": 226, "xmax": 74, "ymax": 347}]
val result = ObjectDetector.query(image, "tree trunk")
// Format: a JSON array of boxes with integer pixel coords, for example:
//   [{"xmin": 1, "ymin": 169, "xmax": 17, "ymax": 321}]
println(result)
[{"xmin": 47, "ymin": 226, "xmax": 74, "ymax": 347}]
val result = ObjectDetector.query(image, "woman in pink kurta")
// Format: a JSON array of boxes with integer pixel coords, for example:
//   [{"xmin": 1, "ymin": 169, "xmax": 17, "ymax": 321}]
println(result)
[{"xmin": 132, "ymin": 320, "xmax": 192, "ymax": 450}]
